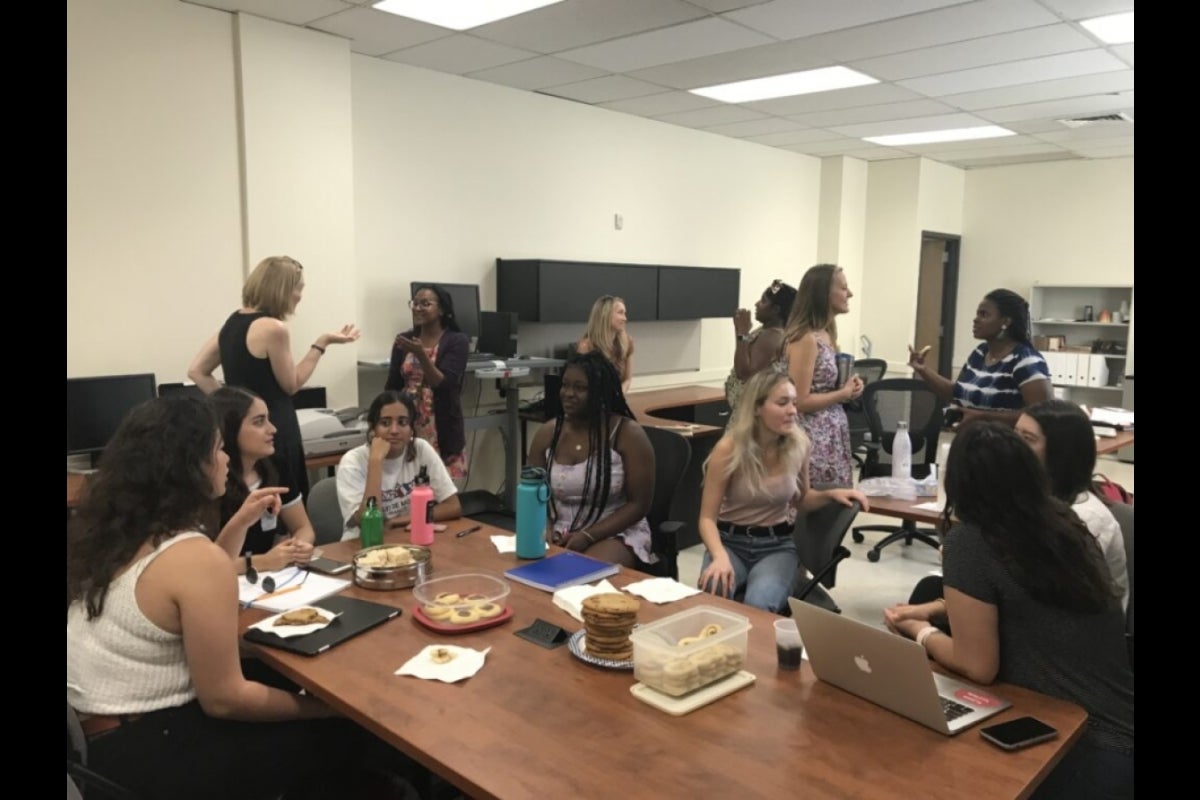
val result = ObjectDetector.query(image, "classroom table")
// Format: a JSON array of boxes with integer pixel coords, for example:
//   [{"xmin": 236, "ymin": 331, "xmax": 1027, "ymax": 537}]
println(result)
[{"xmin": 240, "ymin": 521, "xmax": 1088, "ymax": 800}]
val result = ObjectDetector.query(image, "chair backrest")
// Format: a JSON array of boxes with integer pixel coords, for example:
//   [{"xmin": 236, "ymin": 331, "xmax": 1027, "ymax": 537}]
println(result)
[
  {"xmin": 852, "ymin": 358, "xmax": 888, "ymax": 385},
  {"xmin": 642, "ymin": 426, "xmax": 691, "ymax": 576},
  {"xmin": 845, "ymin": 359, "xmax": 889, "ymax": 455},
  {"xmin": 860, "ymin": 379, "xmax": 943, "ymax": 479},
  {"xmin": 308, "ymin": 476, "xmax": 346, "ymax": 545},
  {"xmin": 1108, "ymin": 501, "xmax": 1134, "ymax": 643},
  {"xmin": 793, "ymin": 488, "xmax": 862, "ymax": 589}
]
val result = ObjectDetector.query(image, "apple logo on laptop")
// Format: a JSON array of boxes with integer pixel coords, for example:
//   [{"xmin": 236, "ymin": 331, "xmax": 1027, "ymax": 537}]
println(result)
[{"xmin": 854, "ymin": 655, "xmax": 872, "ymax": 674}]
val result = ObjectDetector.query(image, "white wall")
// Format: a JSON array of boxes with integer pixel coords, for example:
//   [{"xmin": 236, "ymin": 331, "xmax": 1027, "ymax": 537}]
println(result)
[{"xmin": 817, "ymin": 156, "xmax": 869, "ymax": 357}]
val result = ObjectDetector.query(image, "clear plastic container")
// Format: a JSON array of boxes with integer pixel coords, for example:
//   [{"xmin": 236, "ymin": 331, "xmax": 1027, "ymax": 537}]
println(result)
[
  {"xmin": 412, "ymin": 572, "xmax": 510, "ymax": 614},
  {"xmin": 630, "ymin": 606, "xmax": 751, "ymax": 697}
]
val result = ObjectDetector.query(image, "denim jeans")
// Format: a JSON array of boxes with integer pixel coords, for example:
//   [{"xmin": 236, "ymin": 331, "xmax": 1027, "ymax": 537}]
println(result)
[{"xmin": 701, "ymin": 531, "xmax": 799, "ymax": 613}]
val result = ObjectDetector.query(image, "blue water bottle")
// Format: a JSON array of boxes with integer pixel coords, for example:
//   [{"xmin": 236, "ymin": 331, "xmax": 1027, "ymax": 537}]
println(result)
[{"xmin": 515, "ymin": 466, "xmax": 550, "ymax": 559}]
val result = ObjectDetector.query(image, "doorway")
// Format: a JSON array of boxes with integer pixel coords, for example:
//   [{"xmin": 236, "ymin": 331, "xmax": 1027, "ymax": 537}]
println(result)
[{"xmin": 915, "ymin": 232, "xmax": 960, "ymax": 378}]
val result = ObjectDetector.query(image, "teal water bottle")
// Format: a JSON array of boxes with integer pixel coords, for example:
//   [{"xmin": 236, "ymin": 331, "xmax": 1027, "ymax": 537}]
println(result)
[
  {"xmin": 515, "ymin": 466, "xmax": 549, "ymax": 559},
  {"xmin": 360, "ymin": 496, "xmax": 384, "ymax": 549}
]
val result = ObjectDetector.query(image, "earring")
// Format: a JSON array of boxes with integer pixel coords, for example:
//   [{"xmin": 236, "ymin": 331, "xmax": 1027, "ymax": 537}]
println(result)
[{"xmin": 999, "ymin": 325, "xmax": 1008, "ymax": 338}]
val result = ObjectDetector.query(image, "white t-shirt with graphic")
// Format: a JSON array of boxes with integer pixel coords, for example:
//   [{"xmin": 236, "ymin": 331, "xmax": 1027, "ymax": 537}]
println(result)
[{"xmin": 336, "ymin": 438, "xmax": 458, "ymax": 538}]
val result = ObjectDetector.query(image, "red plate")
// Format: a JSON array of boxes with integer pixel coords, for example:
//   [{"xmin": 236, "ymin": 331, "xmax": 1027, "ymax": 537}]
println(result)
[{"xmin": 411, "ymin": 604, "xmax": 514, "ymax": 633}]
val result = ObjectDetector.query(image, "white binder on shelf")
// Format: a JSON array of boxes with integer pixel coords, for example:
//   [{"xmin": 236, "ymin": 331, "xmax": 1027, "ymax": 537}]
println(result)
[{"xmin": 1087, "ymin": 355, "xmax": 1109, "ymax": 388}]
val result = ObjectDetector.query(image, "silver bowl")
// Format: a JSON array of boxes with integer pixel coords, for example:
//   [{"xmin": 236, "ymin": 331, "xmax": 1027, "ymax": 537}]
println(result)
[{"xmin": 352, "ymin": 544, "xmax": 433, "ymax": 590}]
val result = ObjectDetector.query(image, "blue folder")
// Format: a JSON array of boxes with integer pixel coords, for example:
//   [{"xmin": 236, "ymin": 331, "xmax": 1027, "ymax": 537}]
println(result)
[{"xmin": 504, "ymin": 551, "xmax": 619, "ymax": 592}]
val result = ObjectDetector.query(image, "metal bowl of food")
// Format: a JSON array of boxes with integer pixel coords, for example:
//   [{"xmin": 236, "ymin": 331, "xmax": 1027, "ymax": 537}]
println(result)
[{"xmin": 352, "ymin": 544, "xmax": 433, "ymax": 590}]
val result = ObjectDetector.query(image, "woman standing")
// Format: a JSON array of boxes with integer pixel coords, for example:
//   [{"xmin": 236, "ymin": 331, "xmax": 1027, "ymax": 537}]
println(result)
[
  {"xmin": 699, "ymin": 370, "xmax": 867, "ymax": 613},
  {"xmin": 908, "ymin": 288, "xmax": 1051, "ymax": 425},
  {"xmin": 782, "ymin": 265, "xmax": 863, "ymax": 486},
  {"xmin": 188, "ymin": 255, "xmax": 360, "ymax": 499},
  {"xmin": 527, "ymin": 352, "xmax": 655, "ymax": 567},
  {"xmin": 385, "ymin": 284, "xmax": 470, "ymax": 479},
  {"xmin": 725, "ymin": 279, "xmax": 797, "ymax": 413},
  {"xmin": 885, "ymin": 423, "xmax": 1133, "ymax": 799},
  {"xmin": 577, "ymin": 295, "xmax": 634, "ymax": 395}
]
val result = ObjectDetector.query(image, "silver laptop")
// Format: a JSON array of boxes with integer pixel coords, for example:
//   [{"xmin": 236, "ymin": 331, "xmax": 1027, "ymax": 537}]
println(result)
[{"xmin": 788, "ymin": 598, "xmax": 1011, "ymax": 735}]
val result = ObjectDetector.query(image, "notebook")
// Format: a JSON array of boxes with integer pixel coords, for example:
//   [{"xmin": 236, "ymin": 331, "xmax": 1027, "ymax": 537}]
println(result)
[
  {"xmin": 243, "ymin": 595, "xmax": 401, "ymax": 656},
  {"xmin": 788, "ymin": 599, "xmax": 1010, "ymax": 735},
  {"xmin": 238, "ymin": 568, "xmax": 350, "ymax": 613},
  {"xmin": 505, "ymin": 551, "xmax": 619, "ymax": 592}
]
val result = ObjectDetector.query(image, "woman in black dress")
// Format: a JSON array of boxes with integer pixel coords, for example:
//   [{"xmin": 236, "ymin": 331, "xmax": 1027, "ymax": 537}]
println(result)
[{"xmin": 188, "ymin": 255, "xmax": 359, "ymax": 499}]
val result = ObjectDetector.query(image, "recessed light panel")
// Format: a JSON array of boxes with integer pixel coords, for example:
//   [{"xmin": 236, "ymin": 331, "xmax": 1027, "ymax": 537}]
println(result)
[
  {"xmin": 864, "ymin": 126, "xmax": 1016, "ymax": 146},
  {"xmin": 690, "ymin": 66, "xmax": 878, "ymax": 103},
  {"xmin": 373, "ymin": 1, "xmax": 565, "ymax": 31},
  {"xmin": 1081, "ymin": 12, "xmax": 1134, "ymax": 45}
]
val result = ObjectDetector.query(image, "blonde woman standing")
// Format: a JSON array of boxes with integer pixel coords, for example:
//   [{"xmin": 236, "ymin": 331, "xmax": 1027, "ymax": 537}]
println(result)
[
  {"xmin": 577, "ymin": 295, "xmax": 634, "ymax": 395},
  {"xmin": 698, "ymin": 370, "xmax": 868, "ymax": 613},
  {"xmin": 782, "ymin": 264, "xmax": 863, "ymax": 487}
]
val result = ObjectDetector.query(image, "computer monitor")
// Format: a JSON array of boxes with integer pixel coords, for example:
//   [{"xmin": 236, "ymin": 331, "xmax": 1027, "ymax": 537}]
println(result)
[
  {"xmin": 410, "ymin": 282, "xmax": 481, "ymax": 346},
  {"xmin": 67, "ymin": 373, "xmax": 157, "ymax": 456}
]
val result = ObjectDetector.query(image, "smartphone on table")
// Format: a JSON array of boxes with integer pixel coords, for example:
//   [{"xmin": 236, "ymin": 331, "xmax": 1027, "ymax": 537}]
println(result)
[
  {"xmin": 980, "ymin": 716, "xmax": 1058, "ymax": 751},
  {"xmin": 305, "ymin": 556, "xmax": 353, "ymax": 576}
]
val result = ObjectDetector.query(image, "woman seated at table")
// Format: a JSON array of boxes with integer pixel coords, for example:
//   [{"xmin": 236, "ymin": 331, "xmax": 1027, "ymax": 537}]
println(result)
[
  {"xmin": 698, "ymin": 370, "xmax": 868, "ymax": 613},
  {"xmin": 908, "ymin": 288, "xmax": 1051, "ymax": 426},
  {"xmin": 336, "ymin": 390, "xmax": 462, "ymax": 534},
  {"xmin": 577, "ymin": 295, "xmax": 634, "ymax": 395},
  {"xmin": 527, "ymin": 352, "xmax": 654, "ymax": 567},
  {"xmin": 884, "ymin": 422, "xmax": 1133, "ymax": 800},
  {"xmin": 67, "ymin": 395, "xmax": 360, "ymax": 799},
  {"xmin": 725, "ymin": 278, "xmax": 796, "ymax": 413},
  {"xmin": 210, "ymin": 386, "xmax": 315, "ymax": 575}
]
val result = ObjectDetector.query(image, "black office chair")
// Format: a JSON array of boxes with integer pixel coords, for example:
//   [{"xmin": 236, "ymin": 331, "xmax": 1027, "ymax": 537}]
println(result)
[
  {"xmin": 642, "ymin": 426, "xmax": 691, "ymax": 580},
  {"xmin": 308, "ymin": 476, "xmax": 346, "ymax": 545},
  {"xmin": 852, "ymin": 379, "xmax": 944, "ymax": 562},
  {"xmin": 844, "ymin": 359, "xmax": 888, "ymax": 471},
  {"xmin": 68, "ymin": 703, "xmax": 138, "ymax": 800},
  {"xmin": 789, "ymin": 492, "xmax": 863, "ymax": 615}
]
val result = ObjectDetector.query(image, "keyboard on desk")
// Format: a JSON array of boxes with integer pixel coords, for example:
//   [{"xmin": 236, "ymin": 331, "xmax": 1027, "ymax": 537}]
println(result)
[
  {"xmin": 467, "ymin": 352, "xmax": 497, "ymax": 362},
  {"xmin": 941, "ymin": 696, "xmax": 974, "ymax": 722}
]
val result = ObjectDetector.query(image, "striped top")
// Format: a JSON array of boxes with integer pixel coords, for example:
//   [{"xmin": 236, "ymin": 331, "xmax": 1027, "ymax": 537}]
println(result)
[{"xmin": 953, "ymin": 342, "xmax": 1050, "ymax": 410}]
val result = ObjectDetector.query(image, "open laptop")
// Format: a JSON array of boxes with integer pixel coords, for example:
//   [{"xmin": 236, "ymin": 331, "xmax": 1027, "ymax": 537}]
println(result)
[{"xmin": 788, "ymin": 598, "xmax": 1011, "ymax": 735}]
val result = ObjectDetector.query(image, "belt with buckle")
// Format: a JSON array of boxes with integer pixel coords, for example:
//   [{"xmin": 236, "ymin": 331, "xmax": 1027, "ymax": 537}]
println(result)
[
  {"xmin": 717, "ymin": 521, "xmax": 792, "ymax": 538},
  {"xmin": 78, "ymin": 713, "xmax": 145, "ymax": 739}
]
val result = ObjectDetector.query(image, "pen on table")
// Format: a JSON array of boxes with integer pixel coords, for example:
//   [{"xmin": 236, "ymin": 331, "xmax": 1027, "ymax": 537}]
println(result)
[
  {"xmin": 253, "ymin": 584, "xmax": 304, "ymax": 603},
  {"xmin": 455, "ymin": 524, "xmax": 483, "ymax": 539}
]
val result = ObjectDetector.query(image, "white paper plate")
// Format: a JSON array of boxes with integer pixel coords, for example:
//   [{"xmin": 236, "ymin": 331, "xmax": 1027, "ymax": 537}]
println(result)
[{"xmin": 566, "ymin": 629, "xmax": 634, "ymax": 671}]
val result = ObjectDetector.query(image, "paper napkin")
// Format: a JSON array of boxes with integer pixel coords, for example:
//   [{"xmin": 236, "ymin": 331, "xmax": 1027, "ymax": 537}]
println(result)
[
  {"xmin": 552, "ymin": 579, "xmax": 620, "ymax": 622},
  {"xmin": 491, "ymin": 535, "xmax": 517, "ymax": 554},
  {"xmin": 622, "ymin": 577, "xmax": 703, "ymax": 604},
  {"xmin": 247, "ymin": 607, "xmax": 340, "ymax": 639},
  {"xmin": 396, "ymin": 645, "xmax": 491, "ymax": 683}
]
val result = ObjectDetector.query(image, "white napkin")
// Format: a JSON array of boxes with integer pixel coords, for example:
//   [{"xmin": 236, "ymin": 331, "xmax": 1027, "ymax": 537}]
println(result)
[
  {"xmin": 491, "ymin": 535, "xmax": 517, "ymax": 553},
  {"xmin": 552, "ymin": 579, "xmax": 620, "ymax": 622},
  {"xmin": 622, "ymin": 577, "xmax": 703, "ymax": 604},
  {"xmin": 396, "ymin": 645, "xmax": 491, "ymax": 683},
  {"xmin": 248, "ymin": 607, "xmax": 340, "ymax": 639}
]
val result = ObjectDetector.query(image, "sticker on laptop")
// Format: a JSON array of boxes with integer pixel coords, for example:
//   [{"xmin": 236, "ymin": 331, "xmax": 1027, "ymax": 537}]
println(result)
[{"xmin": 955, "ymin": 688, "xmax": 1003, "ymax": 707}]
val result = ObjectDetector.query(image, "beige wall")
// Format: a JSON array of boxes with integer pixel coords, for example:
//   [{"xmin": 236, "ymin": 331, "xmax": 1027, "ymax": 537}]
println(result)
[{"xmin": 816, "ymin": 156, "xmax": 869, "ymax": 356}]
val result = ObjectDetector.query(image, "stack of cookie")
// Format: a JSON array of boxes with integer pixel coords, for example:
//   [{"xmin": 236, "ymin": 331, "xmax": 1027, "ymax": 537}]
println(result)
[{"xmin": 581, "ymin": 593, "xmax": 640, "ymax": 662}]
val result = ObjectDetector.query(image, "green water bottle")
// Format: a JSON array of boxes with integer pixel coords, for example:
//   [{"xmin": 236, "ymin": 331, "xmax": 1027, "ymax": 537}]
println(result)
[{"xmin": 360, "ymin": 496, "xmax": 384, "ymax": 549}]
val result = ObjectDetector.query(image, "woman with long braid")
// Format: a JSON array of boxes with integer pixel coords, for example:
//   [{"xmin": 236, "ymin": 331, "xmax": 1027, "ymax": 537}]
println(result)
[{"xmin": 526, "ymin": 352, "xmax": 656, "ymax": 567}]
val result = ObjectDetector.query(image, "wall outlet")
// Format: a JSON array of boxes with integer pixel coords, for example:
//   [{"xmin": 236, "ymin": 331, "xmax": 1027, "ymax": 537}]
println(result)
[{"xmin": 614, "ymin": 213, "xmax": 623, "ymax": 230}]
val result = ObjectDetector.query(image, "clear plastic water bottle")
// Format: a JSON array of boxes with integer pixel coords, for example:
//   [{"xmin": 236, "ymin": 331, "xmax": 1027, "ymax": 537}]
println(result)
[
  {"xmin": 360, "ymin": 496, "xmax": 384, "ymax": 549},
  {"xmin": 515, "ymin": 466, "xmax": 549, "ymax": 559},
  {"xmin": 891, "ymin": 421, "xmax": 912, "ymax": 480}
]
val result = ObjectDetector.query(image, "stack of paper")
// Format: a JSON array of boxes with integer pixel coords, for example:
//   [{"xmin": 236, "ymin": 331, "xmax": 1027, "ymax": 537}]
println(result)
[
  {"xmin": 238, "ymin": 568, "xmax": 350, "ymax": 612},
  {"xmin": 1090, "ymin": 406, "xmax": 1134, "ymax": 429}
]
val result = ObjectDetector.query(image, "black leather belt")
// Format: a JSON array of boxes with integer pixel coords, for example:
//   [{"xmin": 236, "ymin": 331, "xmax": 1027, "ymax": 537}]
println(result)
[{"xmin": 717, "ymin": 521, "xmax": 792, "ymax": 538}]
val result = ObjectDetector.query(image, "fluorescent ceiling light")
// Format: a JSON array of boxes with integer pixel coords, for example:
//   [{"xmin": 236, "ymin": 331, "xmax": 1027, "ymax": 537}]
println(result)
[
  {"xmin": 864, "ymin": 126, "xmax": 1016, "ymax": 146},
  {"xmin": 1080, "ymin": 12, "xmax": 1134, "ymax": 44},
  {"xmin": 373, "ymin": 1, "xmax": 564, "ymax": 31},
  {"xmin": 690, "ymin": 66, "xmax": 878, "ymax": 103}
]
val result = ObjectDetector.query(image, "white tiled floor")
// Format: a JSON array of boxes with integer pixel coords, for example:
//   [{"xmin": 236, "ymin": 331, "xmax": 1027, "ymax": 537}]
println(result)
[{"xmin": 678, "ymin": 453, "xmax": 1134, "ymax": 628}]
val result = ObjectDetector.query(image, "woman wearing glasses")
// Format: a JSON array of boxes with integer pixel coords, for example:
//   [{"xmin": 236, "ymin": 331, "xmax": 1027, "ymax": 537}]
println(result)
[
  {"xmin": 577, "ymin": 295, "xmax": 634, "ymax": 395},
  {"xmin": 188, "ymin": 255, "xmax": 361, "ymax": 499},
  {"xmin": 725, "ymin": 279, "xmax": 797, "ymax": 413},
  {"xmin": 385, "ymin": 284, "xmax": 470, "ymax": 478}
]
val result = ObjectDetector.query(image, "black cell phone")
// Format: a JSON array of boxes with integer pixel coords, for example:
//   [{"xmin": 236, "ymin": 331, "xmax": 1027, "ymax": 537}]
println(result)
[
  {"xmin": 305, "ymin": 556, "xmax": 353, "ymax": 576},
  {"xmin": 980, "ymin": 716, "xmax": 1058, "ymax": 751}
]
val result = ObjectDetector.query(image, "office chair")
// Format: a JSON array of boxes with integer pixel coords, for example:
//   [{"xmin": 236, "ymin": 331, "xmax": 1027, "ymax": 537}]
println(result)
[
  {"xmin": 642, "ymin": 426, "xmax": 692, "ymax": 580},
  {"xmin": 1108, "ymin": 501, "xmax": 1134, "ymax": 669},
  {"xmin": 851, "ymin": 379, "xmax": 944, "ymax": 563},
  {"xmin": 308, "ymin": 477, "xmax": 347, "ymax": 545},
  {"xmin": 845, "ymin": 359, "xmax": 888, "ymax": 470},
  {"xmin": 67, "ymin": 703, "xmax": 138, "ymax": 800},
  {"xmin": 789, "ymin": 492, "xmax": 863, "ymax": 615}
]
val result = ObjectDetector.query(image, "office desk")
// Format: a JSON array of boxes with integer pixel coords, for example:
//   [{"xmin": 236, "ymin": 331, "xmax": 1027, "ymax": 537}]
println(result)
[
  {"xmin": 1096, "ymin": 429, "xmax": 1134, "ymax": 457},
  {"xmin": 242, "ymin": 524, "xmax": 1087, "ymax": 800},
  {"xmin": 861, "ymin": 495, "xmax": 947, "ymax": 530}
]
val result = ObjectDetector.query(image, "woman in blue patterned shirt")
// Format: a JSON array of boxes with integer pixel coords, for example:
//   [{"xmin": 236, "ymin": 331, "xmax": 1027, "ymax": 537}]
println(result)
[{"xmin": 908, "ymin": 289, "xmax": 1051, "ymax": 426}]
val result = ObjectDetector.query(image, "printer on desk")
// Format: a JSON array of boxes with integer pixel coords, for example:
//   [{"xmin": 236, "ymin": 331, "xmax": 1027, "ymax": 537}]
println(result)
[{"xmin": 297, "ymin": 409, "xmax": 367, "ymax": 458}]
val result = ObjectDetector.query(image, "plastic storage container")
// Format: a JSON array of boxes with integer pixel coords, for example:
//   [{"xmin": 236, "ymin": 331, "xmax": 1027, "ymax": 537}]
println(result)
[{"xmin": 630, "ymin": 606, "xmax": 751, "ymax": 697}]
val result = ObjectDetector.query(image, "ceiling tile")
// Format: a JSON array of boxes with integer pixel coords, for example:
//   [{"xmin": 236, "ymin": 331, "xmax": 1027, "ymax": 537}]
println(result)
[
  {"xmin": 1064, "ymin": 144, "xmax": 1134, "ymax": 159},
  {"xmin": 953, "ymin": 152, "xmax": 1081, "ymax": 168},
  {"xmin": 654, "ymin": 105, "xmax": 769, "ymax": 128},
  {"xmin": 597, "ymin": 91, "xmax": 722, "ymax": 116},
  {"xmin": 1036, "ymin": 0, "xmax": 1134, "ymax": 20},
  {"xmin": 309, "ymin": 7, "xmax": 449, "ymax": 56},
  {"xmin": 836, "ymin": 145, "xmax": 917, "ymax": 161},
  {"xmin": 743, "ymin": 83, "xmax": 922, "ymax": 116},
  {"xmin": 384, "ymin": 35, "xmax": 535, "ymax": 73},
  {"xmin": 685, "ymin": 0, "xmax": 771, "ymax": 11},
  {"xmin": 787, "ymin": 98, "xmax": 956, "ymax": 128},
  {"xmin": 905, "ymin": 138, "xmax": 1060, "ymax": 157},
  {"xmin": 472, "ymin": 0, "xmax": 707, "ymax": 53},
  {"xmin": 940, "ymin": 70, "xmax": 1133, "ymax": 110},
  {"xmin": 745, "ymin": 128, "xmax": 845, "ymax": 146},
  {"xmin": 185, "ymin": 0, "xmax": 349, "ymax": 25},
  {"xmin": 702, "ymin": 117, "xmax": 805, "ymax": 136},
  {"xmin": 898, "ymin": 49, "xmax": 1126, "ymax": 96},
  {"xmin": 783, "ymin": 137, "xmax": 862, "ymax": 154},
  {"xmin": 974, "ymin": 92, "xmax": 1131, "ymax": 123},
  {"xmin": 1034, "ymin": 128, "xmax": 1135, "ymax": 145},
  {"xmin": 830, "ymin": 112, "xmax": 992, "ymax": 138},
  {"xmin": 627, "ymin": 37, "xmax": 832, "ymax": 90},
  {"xmin": 1111, "ymin": 44, "xmax": 1133, "ymax": 66},
  {"xmin": 540, "ymin": 74, "xmax": 667, "ymax": 103},
  {"xmin": 723, "ymin": 0, "xmax": 968, "ymax": 42},
  {"xmin": 557, "ymin": 17, "xmax": 773, "ymax": 72},
  {"xmin": 466, "ymin": 56, "xmax": 608, "ymax": 91}
]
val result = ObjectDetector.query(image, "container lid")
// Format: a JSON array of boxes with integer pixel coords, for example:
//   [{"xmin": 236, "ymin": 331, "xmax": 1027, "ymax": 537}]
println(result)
[{"xmin": 520, "ymin": 466, "xmax": 547, "ymax": 484}]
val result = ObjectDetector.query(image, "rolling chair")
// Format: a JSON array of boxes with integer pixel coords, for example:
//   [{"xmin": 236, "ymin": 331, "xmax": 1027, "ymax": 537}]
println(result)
[
  {"xmin": 789, "ymin": 492, "xmax": 863, "ymax": 615},
  {"xmin": 1108, "ymin": 501, "xmax": 1134, "ymax": 669},
  {"xmin": 308, "ymin": 476, "xmax": 347, "ymax": 545},
  {"xmin": 845, "ymin": 359, "xmax": 888, "ymax": 471},
  {"xmin": 642, "ymin": 426, "xmax": 692, "ymax": 580},
  {"xmin": 851, "ymin": 379, "xmax": 944, "ymax": 563},
  {"xmin": 68, "ymin": 702, "xmax": 137, "ymax": 800}
]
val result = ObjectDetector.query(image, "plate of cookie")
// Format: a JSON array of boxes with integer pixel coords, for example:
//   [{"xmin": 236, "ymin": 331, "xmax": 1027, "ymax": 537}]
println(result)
[
  {"xmin": 566, "ymin": 630, "xmax": 635, "ymax": 671},
  {"xmin": 411, "ymin": 572, "xmax": 513, "ymax": 634}
]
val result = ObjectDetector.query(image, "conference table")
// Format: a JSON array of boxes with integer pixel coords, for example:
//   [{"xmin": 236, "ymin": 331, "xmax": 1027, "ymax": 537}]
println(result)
[{"xmin": 240, "ymin": 521, "xmax": 1087, "ymax": 800}]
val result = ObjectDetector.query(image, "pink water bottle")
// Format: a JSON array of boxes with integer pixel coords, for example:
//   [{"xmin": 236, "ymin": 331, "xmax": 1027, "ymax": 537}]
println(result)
[{"xmin": 409, "ymin": 466, "xmax": 435, "ymax": 546}]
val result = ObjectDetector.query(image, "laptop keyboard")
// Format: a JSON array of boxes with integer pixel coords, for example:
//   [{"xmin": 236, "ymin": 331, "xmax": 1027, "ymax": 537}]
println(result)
[{"xmin": 940, "ymin": 697, "xmax": 973, "ymax": 722}]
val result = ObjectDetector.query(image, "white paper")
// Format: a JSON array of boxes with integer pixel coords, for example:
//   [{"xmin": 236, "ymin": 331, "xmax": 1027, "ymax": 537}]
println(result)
[
  {"xmin": 622, "ymin": 577, "xmax": 703, "ymax": 604},
  {"xmin": 238, "ymin": 567, "xmax": 350, "ymax": 612},
  {"xmin": 912, "ymin": 501, "xmax": 944, "ymax": 512},
  {"xmin": 248, "ymin": 607, "xmax": 340, "ymax": 638},
  {"xmin": 490, "ymin": 535, "xmax": 517, "ymax": 554},
  {"xmin": 552, "ymin": 579, "xmax": 620, "ymax": 622},
  {"xmin": 396, "ymin": 646, "xmax": 491, "ymax": 683}
]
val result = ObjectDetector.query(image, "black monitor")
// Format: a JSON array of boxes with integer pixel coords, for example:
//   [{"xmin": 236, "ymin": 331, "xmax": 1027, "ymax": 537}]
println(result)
[
  {"xmin": 410, "ymin": 282, "xmax": 481, "ymax": 346},
  {"xmin": 67, "ymin": 373, "xmax": 157, "ymax": 456}
]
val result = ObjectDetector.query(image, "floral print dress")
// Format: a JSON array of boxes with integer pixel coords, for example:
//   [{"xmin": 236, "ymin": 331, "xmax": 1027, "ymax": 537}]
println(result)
[{"xmin": 401, "ymin": 343, "xmax": 468, "ymax": 479}]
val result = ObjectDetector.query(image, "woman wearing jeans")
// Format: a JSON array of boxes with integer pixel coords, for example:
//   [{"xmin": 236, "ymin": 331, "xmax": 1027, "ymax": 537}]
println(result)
[{"xmin": 697, "ymin": 370, "xmax": 867, "ymax": 613}]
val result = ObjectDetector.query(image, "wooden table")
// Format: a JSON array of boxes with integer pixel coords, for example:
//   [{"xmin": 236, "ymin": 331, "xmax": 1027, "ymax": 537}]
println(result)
[
  {"xmin": 240, "ymin": 522, "xmax": 1087, "ymax": 800},
  {"xmin": 1095, "ymin": 429, "xmax": 1134, "ymax": 457},
  {"xmin": 860, "ymin": 495, "xmax": 948, "ymax": 530},
  {"xmin": 626, "ymin": 384, "xmax": 727, "ymax": 439}
]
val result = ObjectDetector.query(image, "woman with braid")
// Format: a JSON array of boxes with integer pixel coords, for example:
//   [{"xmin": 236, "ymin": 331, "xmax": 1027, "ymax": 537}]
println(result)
[{"xmin": 527, "ymin": 352, "xmax": 656, "ymax": 567}]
